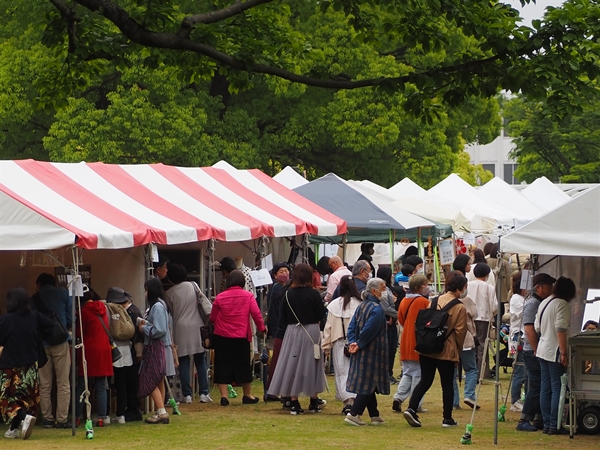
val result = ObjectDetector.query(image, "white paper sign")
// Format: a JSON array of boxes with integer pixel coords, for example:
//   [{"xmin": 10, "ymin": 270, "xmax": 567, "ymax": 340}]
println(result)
[
  {"xmin": 67, "ymin": 274, "xmax": 84, "ymax": 297},
  {"xmin": 150, "ymin": 243, "xmax": 159, "ymax": 262},
  {"xmin": 462, "ymin": 233, "xmax": 475, "ymax": 245},
  {"xmin": 520, "ymin": 270, "xmax": 532, "ymax": 290},
  {"xmin": 261, "ymin": 254, "xmax": 273, "ymax": 271},
  {"xmin": 250, "ymin": 268, "xmax": 273, "ymax": 287},
  {"xmin": 439, "ymin": 239, "xmax": 455, "ymax": 266}
]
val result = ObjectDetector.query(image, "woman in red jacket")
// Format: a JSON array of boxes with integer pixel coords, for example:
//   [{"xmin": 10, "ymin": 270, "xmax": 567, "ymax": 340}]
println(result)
[{"xmin": 75, "ymin": 290, "xmax": 114, "ymax": 427}]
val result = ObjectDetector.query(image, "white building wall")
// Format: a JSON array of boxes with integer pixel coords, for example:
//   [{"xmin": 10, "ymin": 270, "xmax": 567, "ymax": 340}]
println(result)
[{"xmin": 464, "ymin": 130, "xmax": 519, "ymax": 183}]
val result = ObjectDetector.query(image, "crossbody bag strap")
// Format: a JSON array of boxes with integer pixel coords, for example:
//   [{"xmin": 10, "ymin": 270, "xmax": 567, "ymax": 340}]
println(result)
[
  {"xmin": 285, "ymin": 291, "xmax": 317, "ymax": 346},
  {"xmin": 341, "ymin": 316, "xmax": 347, "ymax": 341},
  {"xmin": 538, "ymin": 296, "xmax": 556, "ymax": 335},
  {"xmin": 95, "ymin": 313, "xmax": 111, "ymax": 337},
  {"xmin": 398, "ymin": 296, "xmax": 419, "ymax": 324}
]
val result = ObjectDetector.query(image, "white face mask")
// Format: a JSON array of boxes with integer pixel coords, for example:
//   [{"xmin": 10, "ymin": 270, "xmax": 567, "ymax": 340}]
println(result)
[
  {"xmin": 421, "ymin": 286, "xmax": 431, "ymax": 297},
  {"xmin": 417, "ymin": 267, "xmax": 424, "ymax": 275},
  {"xmin": 459, "ymin": 289, "xmax": 468, "ymax": 299}
]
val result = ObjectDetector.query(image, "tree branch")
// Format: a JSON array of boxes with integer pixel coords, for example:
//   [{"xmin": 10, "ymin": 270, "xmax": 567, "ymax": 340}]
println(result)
[
  {"xmin": 65, "ymin": 0, "xmax": 527, "ymax": 91},
  {"xmin": 178, "ymin": 0, "xmax": 275, "ymax": 38},
  {"xmin": 49, "ymin": 0, "xmax": 82, "ymax": 53}
]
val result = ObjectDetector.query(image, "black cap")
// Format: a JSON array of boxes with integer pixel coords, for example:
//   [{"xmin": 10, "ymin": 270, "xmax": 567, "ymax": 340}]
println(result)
[{"xmin": 532, "ymin": 273, "xmax": 556, "ymax": 287}]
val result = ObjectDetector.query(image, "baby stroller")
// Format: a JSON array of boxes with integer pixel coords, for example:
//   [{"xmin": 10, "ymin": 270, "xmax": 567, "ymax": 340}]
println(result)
[{"xmin": 490, "ymin": 323, "xmax": 514, "ymax": 378}]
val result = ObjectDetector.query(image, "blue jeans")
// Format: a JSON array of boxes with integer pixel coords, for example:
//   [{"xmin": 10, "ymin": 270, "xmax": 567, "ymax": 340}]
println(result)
[
  {"xmin": 179, "ymin": 353, "xmax": 209, "ymax": 397},
  {"xmin": 76, "ymin": 376, "xmax": 108, "ymax": 419},
  {"xmin": 453, "ymin": 349, "xmax": 477, "ymax": 405},
  {"xmin": 538, "ymin": 357, "xmax": 565, "ymax": 430},
  {"xmin": 511, "ymin": 350, "xmax": 527, "ymax": 404},
  {"xmin": 521, "ymin": 350, "xmax": 542, "ymax": 422}
]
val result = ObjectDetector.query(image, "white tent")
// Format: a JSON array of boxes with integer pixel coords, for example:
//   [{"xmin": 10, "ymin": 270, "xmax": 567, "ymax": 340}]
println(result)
[
  {"xmin": 478, "ymin": 177, "xmax": 544, "ymax": 226},
  {"xmin": 428, "ymin": 173, "xmax": 515, "ymax": 231},
  {"xmin": 273, "ymin": 166, "xmax": 309, "ymax": 190},
  {"xmin": 389, "ymin": 177, "xmax": 426, "ymax": 198},
  {"xmin": 501, "ymin": 184, "xmax": 600, "ymax": 257},
  {"xmin": 519, "ymin": 176, "xmax": 571, "ymax": 213}
]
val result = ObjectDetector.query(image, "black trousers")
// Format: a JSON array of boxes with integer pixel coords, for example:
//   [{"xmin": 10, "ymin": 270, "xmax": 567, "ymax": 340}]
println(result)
[
  {"xmin": 114, "ymin": 362, "xmax": 141, "ymax": 416},
  {"xmin": 387, "ymin": 322, "xmax": 399, "ymax": 376},
  {"xmin": 408, "ymin": 355, "xmax": 455, "ymax": 420},
  {"xmin": 350, "ymin": 392, "xmax": 379, "ymax": 418}
]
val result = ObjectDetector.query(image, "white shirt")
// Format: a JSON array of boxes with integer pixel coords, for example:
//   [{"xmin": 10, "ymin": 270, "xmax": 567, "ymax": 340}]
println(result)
[
  {"xmin": 467, "ymin": 279, "xmax": 497, "ymax": 321},
  {"xmin": 324, "ymin": 266, "xmax": 352, "ymax": 302},
  {"xmin": 509, "ymin": 293, "xmax": 526, "ymax": 353},
  {"xmin": 535, "ymin": 296, "xmax": 570, "ymax": 362}
]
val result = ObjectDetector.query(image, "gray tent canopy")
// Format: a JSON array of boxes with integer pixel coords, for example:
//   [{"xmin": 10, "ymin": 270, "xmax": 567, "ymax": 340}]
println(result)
[{"xmin": 293, "ymin": 173, "xmax": 451, "ymax": 243}]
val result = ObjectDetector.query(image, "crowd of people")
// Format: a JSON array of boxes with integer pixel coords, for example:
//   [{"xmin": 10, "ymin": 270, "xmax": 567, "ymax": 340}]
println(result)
[{"xmin": 0, "ymin": 244, "xmax": 588, "ymax": 439}]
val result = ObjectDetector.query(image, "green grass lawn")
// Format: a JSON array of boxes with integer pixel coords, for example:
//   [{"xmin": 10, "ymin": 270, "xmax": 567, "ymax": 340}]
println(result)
[{"xmin": 6, "ymin": 370, "xmax": 597, "ymax": 449}]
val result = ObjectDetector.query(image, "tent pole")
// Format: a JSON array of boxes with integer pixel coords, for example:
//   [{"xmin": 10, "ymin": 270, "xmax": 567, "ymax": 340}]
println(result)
[
  {"xmin": 433, "ymin": 241, "xmax": 441, "ymax": 294},
  {"xmin": 199, "ymin": 244, "xmax": 206, "ymax": 293},
  {"xmin": 207, "ymin": 239, "xmax": 216, "ymax": 298},
  {"xmin": 70, "ymin": 246, "xmax": 80, "ymax": 436},
  {"xmin": 391, "ymin": 230, "xmax": 396, "ymax": 268},
  {"xmin": 493, "ymin": 236, "xmax": 504, "ymax": 445},
  {"xmin": 342, "ymin": 234, "xmax": 347, "ymax": 263}
]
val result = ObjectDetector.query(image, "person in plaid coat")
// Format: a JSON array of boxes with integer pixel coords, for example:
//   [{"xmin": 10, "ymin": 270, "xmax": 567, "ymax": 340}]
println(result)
[{"xmin": 344, "ymin": 278, "xmax": 389, "ymax": 426}]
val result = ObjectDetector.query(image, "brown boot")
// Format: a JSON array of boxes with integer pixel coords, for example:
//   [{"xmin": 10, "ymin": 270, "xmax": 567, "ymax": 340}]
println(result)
[{"xmin": 145, "ymin": 413, "xmax": 169, "ymax": 424}]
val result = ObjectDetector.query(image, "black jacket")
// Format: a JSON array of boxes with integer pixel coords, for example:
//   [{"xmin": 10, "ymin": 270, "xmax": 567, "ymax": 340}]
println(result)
[{"xmin": 0, "ymin": 310, "xmax": 54, "ymax": 369}]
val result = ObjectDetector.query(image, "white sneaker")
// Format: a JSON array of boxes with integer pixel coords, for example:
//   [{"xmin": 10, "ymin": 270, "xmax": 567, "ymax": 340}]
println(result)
[
  {"xmin": 21, "ymin": 414, "xmax": 36, "ymax": 440},
  {"xmin": 103, "ymin": 416, "xmax": 111, "ymax": 425},
  {"xmin": 4, "ymin": 428, "xmax": 20, "ymax": 439},
  {"xmin": 344, "ymin": 413, "xmax": 366, "ymax": 426},
  {"xmin": 115, "ymin": 415, "xmax": 126, "ymax": 424},
  {"xmin": 184, "ymin": 395, "xmax": 193, "ymax": 404},
  {"xmin": 510, "ymin": 400, "xmax": 524, "ymax": 412},
  {"xmin": 199, "ymin": 394, "xmax": 213, "ymax": 403}
]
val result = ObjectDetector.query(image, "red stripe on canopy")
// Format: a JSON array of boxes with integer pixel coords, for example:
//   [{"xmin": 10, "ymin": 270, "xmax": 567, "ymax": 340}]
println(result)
[
  {"xmin": 88, "ymin": 163, "xmax": 220, "ymax": 242},
  {"xmin": 201, "ymin": 167, "xmax": 308, "ymax": 235},
  {"xmin": 249, "ymin": 169, "xmax": 347, "ymax": 235},
  {"xmin": 15, "ymin": 160, "xmax": 152, "ymax": 246},
  {"xmin": 151, "ymin": 164, "xmax": 272, "ymax": 239},
  {"xmin": 0, "ymin": 183, "xmax": 96, "ymax": 249}
]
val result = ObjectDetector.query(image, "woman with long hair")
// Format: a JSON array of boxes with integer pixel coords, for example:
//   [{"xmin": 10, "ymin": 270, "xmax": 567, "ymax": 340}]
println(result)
[
  {"xmin": 403, "ymin": 271, "xmax": 467, "ymax": 428},
  {"xmin": 322, "ymin": 275, "xmax": 362, "ymax": 414},
  {"xmin": 0, "ymin": 288, "xmax": 53, "ymax": 440},
  {"xmin": 139, "ymin": 277, "xmax": 175, "ymax": 424},
  {"xmin": 508, "ymin": 271, "xmax": 528, "ymax": 413},
  {"xmin": 211, "ymin": 270, "xmax": 266, "ymax": 406},
  {"xmin": 268, "ymin": 263, "xmax": 327, "ymax": 415}
]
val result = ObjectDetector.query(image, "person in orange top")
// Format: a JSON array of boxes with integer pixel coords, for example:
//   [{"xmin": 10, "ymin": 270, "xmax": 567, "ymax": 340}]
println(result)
[{"xmin": 391, "ymin": 274, "xmax": 430, "ymax": 413}]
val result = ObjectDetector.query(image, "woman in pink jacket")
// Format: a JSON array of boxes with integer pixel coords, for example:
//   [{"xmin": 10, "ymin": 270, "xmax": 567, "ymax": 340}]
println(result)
[{"xmin": 210, "ymin": 270, "xmax": 266, "ymax": 406}]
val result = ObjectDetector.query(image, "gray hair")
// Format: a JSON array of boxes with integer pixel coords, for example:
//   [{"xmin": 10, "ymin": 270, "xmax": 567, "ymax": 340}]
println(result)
[
  {"xmin": 352, "ymin": 260, "xmax": 369, "ymax": 276},
  {"xmin": 362, "ymin": 277, "xmax": 385, "ymax": 300}
]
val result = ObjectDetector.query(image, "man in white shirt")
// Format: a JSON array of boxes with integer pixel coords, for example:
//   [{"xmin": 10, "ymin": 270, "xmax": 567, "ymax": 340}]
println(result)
[
  {"xmin": 467, "ymin": 263, "xmax": 497, "ymax": 379},
  {"xmin": 324, "ymin": 256, "xmax": 351, "ymax": 303}
]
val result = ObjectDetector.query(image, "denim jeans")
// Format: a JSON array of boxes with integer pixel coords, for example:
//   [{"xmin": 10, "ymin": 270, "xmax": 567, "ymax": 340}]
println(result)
[
  {"xmin": 521, "ymin": 351, "xmax": 542, "ymax": 422},
  {"xmin": 393, "ymin": 360, "xmax": 422, "ymax": 408},
  {"xmin": 538, "ymin": 357, "xmax": 565, "ymax": 431},
  {"xmin": 76, "ymin": 376, "xmax": 108, "ymax": 419},
  {"xmin": 179, "ymin": 352, "xmax": 209, "ymax": 397},
  {"xmin": 511, "ymin": 350, "xmax": 527, "ymax": 404},
  {"xmin": 454, "ymin": 349, "xmax": 478, "ymax": 405}
]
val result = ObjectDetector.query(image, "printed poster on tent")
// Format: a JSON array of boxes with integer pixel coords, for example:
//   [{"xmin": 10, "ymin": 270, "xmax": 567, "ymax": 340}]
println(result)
[{"xmin": 439, "ymin": 238, "xmax": 455, "ymax": 266}]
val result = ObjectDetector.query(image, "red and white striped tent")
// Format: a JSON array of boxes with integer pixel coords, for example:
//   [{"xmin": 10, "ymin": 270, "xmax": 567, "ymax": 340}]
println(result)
[{"xmin": 0, "ymin": 160, "xmax": 346, "ymax": 250}]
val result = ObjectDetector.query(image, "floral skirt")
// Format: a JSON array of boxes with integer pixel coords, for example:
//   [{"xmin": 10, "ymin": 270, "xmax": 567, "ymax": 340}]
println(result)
[{"xmin": 0, "ymin": 364, "xmax": 40, "ymax": 425}]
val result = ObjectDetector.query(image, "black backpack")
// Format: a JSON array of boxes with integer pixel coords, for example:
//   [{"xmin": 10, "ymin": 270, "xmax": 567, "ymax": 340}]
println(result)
[{"xmin": 414, "ymin": 297, "xmax": 461, "ymax": 355}]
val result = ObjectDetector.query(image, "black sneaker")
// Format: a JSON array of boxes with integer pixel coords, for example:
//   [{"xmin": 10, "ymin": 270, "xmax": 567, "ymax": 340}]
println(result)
[
  {"xmin": 403, "ymin": 408, "xmax": 421, "ymax": 427},
  {"xmin": 548, "ymin": 427, "xmax": 569, "ymax": 435},
  {"xmin": 392, "ymin": 400, "xmax": 402, "ymax": 412},
  {"xmin": 124, "ymin": 410, "xmax": 143, "ymax": 422},
  {"xmin": 290, "ymin": 401, "xmax": 304, "ymax": 415},
  {"xmin": 442, "ymin": 418, "xmax": 458, "ymax": 427},
  {"xmin": 55, "ymin": 422, "xmax": 69, "ymax": 429},
  {"xmin": 342, "ymin": 404, "xmax": 352, "ymax": 415},
  {"xmin": 281, "ymin": 397, "xmax": 292, "ymax": 411},
  {"xmin": 43, "ymin": 419, "xmax": 55, "ymax": 428},
  {"xmin": 389, "ymin": 375, "xmax": 398, "ymax": 384},
  {"xmin": 220, "ymin": 397, "xmax": 229, "ymax": 406},
  {"xmin": 316, "ymin": 397, "xmax": 327, "ymax": 407},
  {"xmin": 309, "ymin": 404, "xmax": 322, "ymax": 413}
]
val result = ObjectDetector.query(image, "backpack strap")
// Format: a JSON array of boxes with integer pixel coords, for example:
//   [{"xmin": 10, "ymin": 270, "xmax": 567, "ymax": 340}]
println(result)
[{"xmin": 441, "ymin": 298, "xmax": 461, "ymax": 312}]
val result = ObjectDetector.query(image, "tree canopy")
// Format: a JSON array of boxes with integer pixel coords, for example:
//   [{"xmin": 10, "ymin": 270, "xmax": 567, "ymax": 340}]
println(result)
[{"xmin": 504, "ymin": 92, "xmax": 600, "ymax": 183}]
